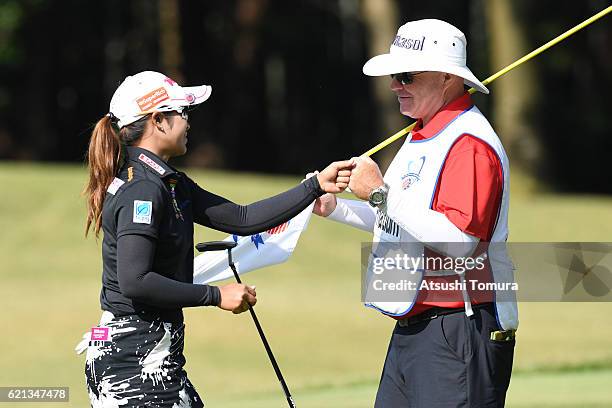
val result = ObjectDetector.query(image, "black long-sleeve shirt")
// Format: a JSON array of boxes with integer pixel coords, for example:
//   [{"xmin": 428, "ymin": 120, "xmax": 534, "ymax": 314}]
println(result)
[{"xmin": 100, "ymin": 146, "xmax": 324, "ymax": 322}]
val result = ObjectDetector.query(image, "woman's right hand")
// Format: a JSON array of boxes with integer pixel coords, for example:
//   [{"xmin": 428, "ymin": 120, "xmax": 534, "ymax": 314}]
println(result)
[
  {"xmin": 217, "ymin": 283, "xmax": 257, "ymax": 314},
  {"xmin": 316, "ymin": 159, "xmax": 355, "ymax": 194}
]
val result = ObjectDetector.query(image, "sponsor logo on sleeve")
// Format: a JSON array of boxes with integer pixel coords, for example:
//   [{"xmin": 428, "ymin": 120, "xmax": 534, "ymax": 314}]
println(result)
[
  {"xmin": 136, "ymin": 87, "xmax": 170, "ymax": 112},
  {"xmin": 138, "ymin": 153, "xmax": 166, "ymax": 175},
  {"xmin": 107, "ymin": 177, "xmax": 125, "ymax": 195},
  {"xmin": 133, "ymin": 200, "xmax": 153, "ymax": 224}
]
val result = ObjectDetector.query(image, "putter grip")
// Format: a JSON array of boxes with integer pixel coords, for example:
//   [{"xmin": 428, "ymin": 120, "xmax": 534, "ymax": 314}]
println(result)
[{"xmin": 196, "ymin": 241, "xmax": 238, "ymax": 253}]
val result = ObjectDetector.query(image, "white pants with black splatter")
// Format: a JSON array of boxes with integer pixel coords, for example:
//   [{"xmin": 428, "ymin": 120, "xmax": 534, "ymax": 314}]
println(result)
[{"xmin": 84, "ymin": 311, "xmax": 204, "ymax": 407}]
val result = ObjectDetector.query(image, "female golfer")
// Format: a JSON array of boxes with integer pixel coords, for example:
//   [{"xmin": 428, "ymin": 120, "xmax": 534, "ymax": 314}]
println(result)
[{"xmin": 82, "ymin": 71, "xmax": 352, "ymax": 407}]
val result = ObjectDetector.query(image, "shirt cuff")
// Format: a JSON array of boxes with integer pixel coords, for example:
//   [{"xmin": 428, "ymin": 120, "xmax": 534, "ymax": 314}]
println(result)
[
  {"xmin": 327, "ymin": 198, "xmax": 376, "ymax": 232},
  {"xmin": 327, "ymin": 199, "xmax": 345, "ymax": 221},
  {"xmin": 202, "ymin": 285, "xmax": 221, "ymax": 307},
  {"xmin": 305, "ymin": 175, "xmax": 325, "ymax": 197}
]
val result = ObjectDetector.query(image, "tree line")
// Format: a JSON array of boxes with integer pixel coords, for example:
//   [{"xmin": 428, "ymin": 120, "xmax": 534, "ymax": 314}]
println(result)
[{"xmin": 0, "ymin": 0, "xmax": 609, "ymax": 192}]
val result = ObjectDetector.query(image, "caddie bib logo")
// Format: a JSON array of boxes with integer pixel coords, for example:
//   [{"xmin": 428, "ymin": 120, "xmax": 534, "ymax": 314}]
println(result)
[{"xmin": 401, "ymin": 156, "xmax": 426, "ymax": 190}]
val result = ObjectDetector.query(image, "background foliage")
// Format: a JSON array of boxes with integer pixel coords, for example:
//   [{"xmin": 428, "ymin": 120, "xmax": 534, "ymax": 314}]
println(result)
[{"xmin": 0, "ymin": 0, "xmax": 610, "ymax": 192}]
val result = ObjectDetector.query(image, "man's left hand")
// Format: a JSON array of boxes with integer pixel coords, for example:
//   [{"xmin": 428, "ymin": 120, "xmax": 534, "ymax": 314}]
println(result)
[{"xmin": 348, "ymin": 156, "xmax": 385, "ymax": 200}]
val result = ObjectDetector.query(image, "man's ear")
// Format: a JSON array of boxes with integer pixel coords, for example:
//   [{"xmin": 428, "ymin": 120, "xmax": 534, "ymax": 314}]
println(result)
[{"xmin": 442, "ymin": 73, "xmax": 461, "ymax": 92}]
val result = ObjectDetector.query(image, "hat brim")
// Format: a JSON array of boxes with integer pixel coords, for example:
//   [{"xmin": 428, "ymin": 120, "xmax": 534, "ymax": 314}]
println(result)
[
  {"xmin": 117, "ymin": 85, "xmax": 213, "ymax": 127},
  {"xmin": 363, "ymin": 54, "xmax": 489, "ymax": 94},
  {"xmin": 171, "ymin": 85, "xmax": 213, "ymax": 107}
]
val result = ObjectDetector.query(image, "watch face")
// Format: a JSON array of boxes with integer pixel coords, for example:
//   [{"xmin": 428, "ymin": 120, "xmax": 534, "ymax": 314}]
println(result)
[{"xmin": 371, "ymin": 191, "xmax": 384, "ymax": 204}]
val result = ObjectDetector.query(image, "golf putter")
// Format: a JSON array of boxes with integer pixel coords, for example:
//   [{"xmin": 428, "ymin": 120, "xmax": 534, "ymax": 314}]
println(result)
[{"xmin": 196, "ymin": 241, "xmax": 297, "ymax": 408}]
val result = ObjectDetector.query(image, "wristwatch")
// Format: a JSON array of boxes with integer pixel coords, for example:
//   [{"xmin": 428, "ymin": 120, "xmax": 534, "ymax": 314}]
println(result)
[{"xmin": 368, "ymin": 183, "xmax": 389, "ymax": 207}]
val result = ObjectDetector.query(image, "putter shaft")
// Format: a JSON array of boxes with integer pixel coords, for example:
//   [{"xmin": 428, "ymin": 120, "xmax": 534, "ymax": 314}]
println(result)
[{"xmin": 227, "ymin": 249, "xmax": 297, "ymax": 408}]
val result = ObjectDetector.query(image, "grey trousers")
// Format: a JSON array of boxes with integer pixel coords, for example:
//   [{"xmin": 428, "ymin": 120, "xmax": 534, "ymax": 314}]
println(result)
[{"xmin": 374, "ymin": 304, "xmax": 514, "ymax": 408}]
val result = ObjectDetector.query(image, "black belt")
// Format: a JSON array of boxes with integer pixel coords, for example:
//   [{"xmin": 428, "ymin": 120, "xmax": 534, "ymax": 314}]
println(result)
[{"xmin": 397, "ymin": 303, "xmax": 490, "ymax": 328}]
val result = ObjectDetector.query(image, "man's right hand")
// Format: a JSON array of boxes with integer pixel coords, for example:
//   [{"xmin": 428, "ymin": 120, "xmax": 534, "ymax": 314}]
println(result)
[
  {"xmin": 217, "ymin": 283, "xmax": 257, "ymax": 314},
  {"xmin": 314, "ymin": 193, "xmax": 337, "ymax": 217}
]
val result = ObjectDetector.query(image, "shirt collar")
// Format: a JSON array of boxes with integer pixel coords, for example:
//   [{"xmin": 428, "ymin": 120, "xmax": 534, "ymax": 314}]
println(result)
[
  {"xmin": 126, "ymin": 146, "xmax": 176, "ymax": 178},
  {"xmin": 411, "ymin": 93, "xmax": 474, "ymax": 141}
]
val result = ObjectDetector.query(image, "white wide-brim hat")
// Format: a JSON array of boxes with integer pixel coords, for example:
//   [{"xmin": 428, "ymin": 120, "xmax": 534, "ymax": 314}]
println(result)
[
  {"xmin": 109, "ymin": 71, "xmax": 212, "ymax": 128},
  {"xmin": 363, "ymin": 19, "xmax": 488, "ymax": 94}
]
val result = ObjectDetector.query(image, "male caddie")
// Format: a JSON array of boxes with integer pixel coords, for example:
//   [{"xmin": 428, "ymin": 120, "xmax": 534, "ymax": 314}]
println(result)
[{"xmin": 314, "ymin": 19, "xmax": 518, "ymax": 406}]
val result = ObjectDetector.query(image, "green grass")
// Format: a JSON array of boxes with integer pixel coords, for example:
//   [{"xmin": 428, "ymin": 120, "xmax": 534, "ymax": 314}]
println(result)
[
  {"xmin": 1, "ymin": 162, "xmax": 611, "ymax": 407},
  {"xmin": 204, "ymin": 368, "xmax": 612, "ymax": 408}
]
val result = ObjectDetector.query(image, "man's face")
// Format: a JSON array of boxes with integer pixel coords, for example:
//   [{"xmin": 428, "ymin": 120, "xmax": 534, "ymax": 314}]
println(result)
[{"xmin": 390, "ymin": 71, "xmax": 446, "ymax": 121}]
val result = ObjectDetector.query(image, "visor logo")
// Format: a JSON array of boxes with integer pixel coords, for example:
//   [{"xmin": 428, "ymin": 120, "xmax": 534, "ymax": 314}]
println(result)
[
  {"xmin": 136, "ymin": 87, "xmax": 170, "ymax": 112},
  {"xmin": 392, "ymin": 35, "xmax": 425, "ymax": 51}
]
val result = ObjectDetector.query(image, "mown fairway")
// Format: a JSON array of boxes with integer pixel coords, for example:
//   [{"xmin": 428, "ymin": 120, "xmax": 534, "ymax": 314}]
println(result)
[{"xmin": 1, "ymin": 162, "xmax": 611, "ymax": 407}]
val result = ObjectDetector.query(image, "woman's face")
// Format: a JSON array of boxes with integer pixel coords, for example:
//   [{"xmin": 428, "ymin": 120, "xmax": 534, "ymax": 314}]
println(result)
[{"xmin": 155, "ymin": 110, "xmax": 190, "ymax": 159}]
